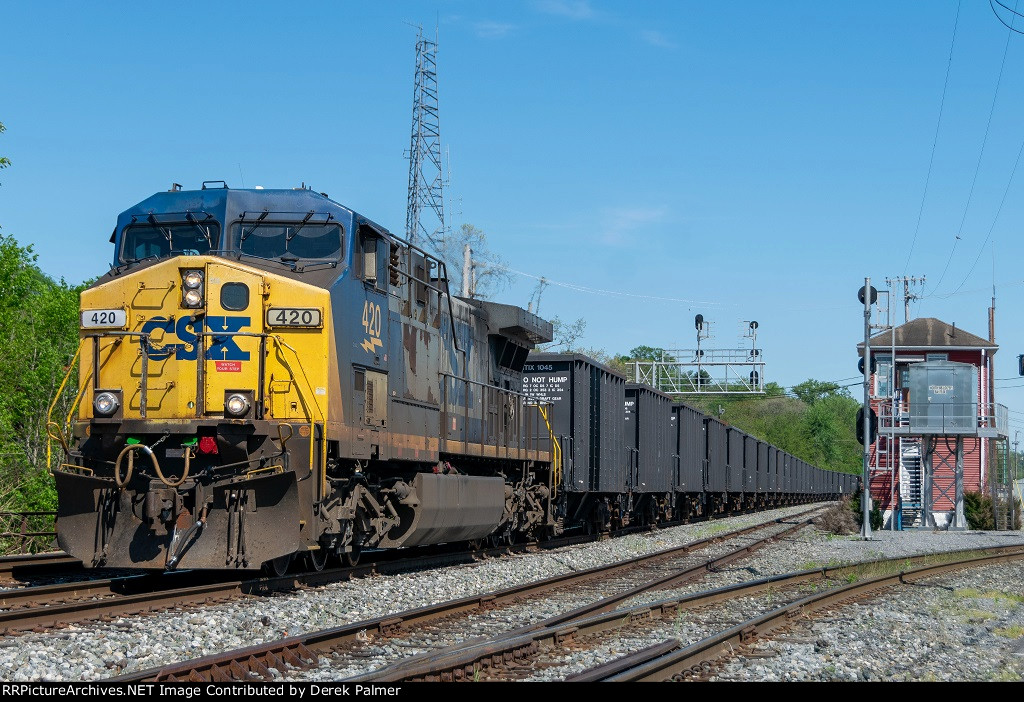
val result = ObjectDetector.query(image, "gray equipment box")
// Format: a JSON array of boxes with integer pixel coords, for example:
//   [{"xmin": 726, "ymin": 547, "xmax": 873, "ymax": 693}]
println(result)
[{"xmin": 908, "ymin": 360, "xmax": 978, "ymax": 433}]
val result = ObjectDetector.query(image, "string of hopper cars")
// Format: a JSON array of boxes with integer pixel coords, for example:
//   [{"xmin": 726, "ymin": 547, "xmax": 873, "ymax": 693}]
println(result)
[{"xmin": 49, "ymin": 183, "xmax": 856, "ymax": 574}]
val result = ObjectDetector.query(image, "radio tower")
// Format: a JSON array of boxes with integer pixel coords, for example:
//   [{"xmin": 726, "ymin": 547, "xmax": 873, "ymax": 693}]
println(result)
[{"xmin": 405, "ymin": 26, "xmax": 447, "ymax": 251}]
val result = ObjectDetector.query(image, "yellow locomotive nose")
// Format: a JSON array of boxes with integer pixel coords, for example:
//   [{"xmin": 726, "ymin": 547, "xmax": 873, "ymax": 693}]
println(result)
[
  {"xmin": 59, "ymin": 254, "xmax": 333, "ymax": 570},
  {"xmin": 78, "ymin": 256, "xmax": 328, "ymax": 424}
]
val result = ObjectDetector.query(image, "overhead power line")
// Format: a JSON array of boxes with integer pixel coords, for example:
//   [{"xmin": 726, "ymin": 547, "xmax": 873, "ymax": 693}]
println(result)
[
  {"xmin": 932, "ymin": 5, "xmax": 1015, "ymax": 294},
  {"xmin": 904, "ymin": 0, "xmax": 962, "ymax": 275}
]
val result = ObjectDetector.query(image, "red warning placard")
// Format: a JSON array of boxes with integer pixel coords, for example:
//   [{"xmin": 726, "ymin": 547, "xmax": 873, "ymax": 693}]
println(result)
[{"xmin": 215, "ymin": 361, "xmax": 242, "ymax": 372}]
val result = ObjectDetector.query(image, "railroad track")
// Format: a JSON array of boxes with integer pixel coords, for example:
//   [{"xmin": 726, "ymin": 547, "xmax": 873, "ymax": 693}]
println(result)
[
  {"xmin": 0, "ymin": 552, "xmax": 81, "ymax": 582},
  {"xmin": 569, "ymin": 548, "xmax": 1024, "ymax": 683},
  {"xmin": 110, "ymin": 506, "xmax": 823, "ymax": 682},
  {"xmin": 0, "ymin": 501, "xmax": 826, "ymax": 636}
]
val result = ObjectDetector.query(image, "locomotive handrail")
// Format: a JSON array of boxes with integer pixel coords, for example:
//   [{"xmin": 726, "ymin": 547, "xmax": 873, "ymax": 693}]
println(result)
[
  {"xmin": 45, "ymin": 339, "xmax": 83, "ymax": 470},
  {"xmin": 85, "ymin": 331, "xmax": 152, "ymax": 418},
  {"xmin": 267, "ymin": 335, "xmax": 328, "ymax": 498}
]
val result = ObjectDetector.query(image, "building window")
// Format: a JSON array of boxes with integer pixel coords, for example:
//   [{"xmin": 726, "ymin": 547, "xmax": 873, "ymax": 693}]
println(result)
[
  {"xmin": 875, "ymin": 360, "xmax": 892, "ymax": 398},
  {"xmin": 927, "ymin": 353, "xmax": 948, "ymax": 362}
]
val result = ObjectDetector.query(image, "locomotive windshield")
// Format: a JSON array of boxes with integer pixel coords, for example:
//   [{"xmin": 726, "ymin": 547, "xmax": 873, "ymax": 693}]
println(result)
[
  {"xmin": 232, "ymin": 221, "xmax": 344, "ymax": 261},
  {"xmin": 120, "ymin": 221, "xmax": 219, "ymax": 263}
]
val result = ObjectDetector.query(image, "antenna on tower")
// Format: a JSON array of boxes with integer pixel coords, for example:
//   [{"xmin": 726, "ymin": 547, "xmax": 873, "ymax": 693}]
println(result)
[{"xmin": 405, "ymin": 25, "xmax": 448, "ymax": 252}]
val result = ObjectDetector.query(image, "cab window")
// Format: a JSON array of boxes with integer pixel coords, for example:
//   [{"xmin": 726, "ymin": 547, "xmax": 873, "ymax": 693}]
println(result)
[
  {"xmin": 233, "ymin": 221, "xmax": 344, "ymax": 261},
  {"xmin": 120, "ymin": 222, "xmax": 218, "ymax": 263}
]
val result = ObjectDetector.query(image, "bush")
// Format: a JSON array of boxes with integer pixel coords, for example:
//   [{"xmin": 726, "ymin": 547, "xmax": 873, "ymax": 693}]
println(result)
[
  {"xmin": 849, "ymin": 493, "xmax": 883, "ymax": 531},
  {"xmin": 815, "ymin": 497, "xmax": 858, "ymax": 534},
  {"xmin": 964, "ymin": 491, "xmax": 995, "ymax": 530}
]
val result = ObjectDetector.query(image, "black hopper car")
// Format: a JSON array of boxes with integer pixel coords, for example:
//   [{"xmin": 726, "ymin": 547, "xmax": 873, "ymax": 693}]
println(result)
[{"xmin": 524, "ymin": 353, "xmax": 856, "ymax": 531}]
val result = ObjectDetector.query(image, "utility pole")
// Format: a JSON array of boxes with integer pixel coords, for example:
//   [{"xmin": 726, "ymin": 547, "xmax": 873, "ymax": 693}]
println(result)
[
  {"xmin": 462, "ymin": 243, "xmax": 472, "ymax": 297},
  {"xmin": 885, "ymin": 276, "xmax": 925, "ymax": 324},
  {"xmin": 1014, "ymin": 431, "xmax": 1020, "ymax": 530},
  {"xmin": 860, "ymin": 279, "xmax": 877, "ymax": 540}
]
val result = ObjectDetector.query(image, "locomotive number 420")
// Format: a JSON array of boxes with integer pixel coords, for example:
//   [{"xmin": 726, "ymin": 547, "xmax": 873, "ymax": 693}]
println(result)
[
  {"xmin": 266, "ymin": 307, "xmax": 322, "ymax": 327},
  {"xmin": 362, "ymin": 300, "xmax": 382, "ymax": 338}
]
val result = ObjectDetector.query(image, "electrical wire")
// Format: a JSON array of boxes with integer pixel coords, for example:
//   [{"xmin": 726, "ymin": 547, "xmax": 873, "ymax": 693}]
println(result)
[
  {"xmin": 991, "ymin": 0, "xmax": 1024, "ymax": 32},
  {"xmin": 904, "ymin": 0, "xmax": 962, "ymax": 275},
  {"xmin": 931, "ymin": 6, "xmax": 1015, "ymax": 294}
]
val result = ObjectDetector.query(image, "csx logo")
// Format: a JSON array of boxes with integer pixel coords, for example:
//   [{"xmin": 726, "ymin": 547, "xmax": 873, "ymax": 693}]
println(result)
[{"xmin": 141, "ymin": 316, "xmax": 251, "ymax": 361}]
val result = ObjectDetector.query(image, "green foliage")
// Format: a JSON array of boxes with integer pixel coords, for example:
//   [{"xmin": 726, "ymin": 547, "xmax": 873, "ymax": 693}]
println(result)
[
  {"xmin": 964, "ymin": 491, "xmax": 995, "ymax": 530},
  {"xmin": 627, "ymin": 345, "xmax": 666, "ymax": 362},
  {"xmin": 791, "ymin": 379, "xmax": 844, "ymax": 405},
  {"xmin": 685, "ymin": 380, "xmax": 862, "ymax": 476},
  {"xmin": 849, "ymin": 492, "xmax": 883, "ymax": 530},
  {"xmin": 0, "ymin": 232, "xmax": 83, "ymax": 514}
]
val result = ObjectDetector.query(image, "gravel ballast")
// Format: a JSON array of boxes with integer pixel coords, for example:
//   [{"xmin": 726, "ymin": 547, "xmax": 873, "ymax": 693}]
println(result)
[{"xmin": 1, "ymin": 502, "xmax": 1023, "ymax": 682}]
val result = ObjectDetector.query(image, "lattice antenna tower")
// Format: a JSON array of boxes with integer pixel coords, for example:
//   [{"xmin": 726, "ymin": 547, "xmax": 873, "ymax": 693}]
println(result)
[{"xmin": 405, "ymin": 26, "xmax": 448, "ymax": 252}]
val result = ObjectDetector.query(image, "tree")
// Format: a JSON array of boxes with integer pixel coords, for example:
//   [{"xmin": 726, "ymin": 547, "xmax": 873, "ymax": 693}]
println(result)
[
  {"xmin": 627, "ymin": 345, "xmax": 666, "ymax": 362},
  {"xmin": 791, "ymin": 379, "xmax": 844, "ymax": 406},
  {"xmin": 540, "ymin": 316, "xmax": 587, "ymax": 352},
  {"xmin": 0, "ymin": 123, "xmax": 84, "ymax": 515},
  {"xmin": 435, "ymin": 223, "xmax": 512, "ymax": 300}
]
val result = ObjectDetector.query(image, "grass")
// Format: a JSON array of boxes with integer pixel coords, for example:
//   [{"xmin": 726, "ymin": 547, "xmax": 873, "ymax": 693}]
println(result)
[
  {"xmin": 993, "ymin": 625, "xmax": 1024, "ymax": 639},
  {"xmin": 960, "ymin": 609, "xmax": 997, "ymax": 623},
  {"xmin": 954, "ymin": 588, "xmax": 1024, "ymax": 605}
]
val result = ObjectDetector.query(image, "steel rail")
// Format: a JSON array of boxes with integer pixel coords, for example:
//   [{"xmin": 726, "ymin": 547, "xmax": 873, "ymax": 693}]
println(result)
[
  {"xmin": 0, "ymin": 552, "xmax": 80, "ymax": 580},
  {"xmin": 595, "ymin": 548, "xmax": 1024, "ymax": 682},
  {"xmin": 366, "ymin": 545, "xmax": 1024, "ymax": 683},
  {"xmin": 111, "ymin": 508, "xmax": 823, "ymax": 682},
  {"xmin": 357, "ymin": 514, "xmax": 817, "ymax": 682}
]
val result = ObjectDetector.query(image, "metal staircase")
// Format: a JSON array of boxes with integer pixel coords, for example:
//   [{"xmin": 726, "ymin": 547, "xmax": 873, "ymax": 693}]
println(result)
[{"xmin": 899, "ymin": 438, "xmax": 923, "ymax": 528}]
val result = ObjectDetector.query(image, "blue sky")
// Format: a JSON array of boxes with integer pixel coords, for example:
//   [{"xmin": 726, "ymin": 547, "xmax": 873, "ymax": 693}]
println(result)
[{"xmin": 2, "ymin": 0, "xmax": 1024, "ymax": 437}]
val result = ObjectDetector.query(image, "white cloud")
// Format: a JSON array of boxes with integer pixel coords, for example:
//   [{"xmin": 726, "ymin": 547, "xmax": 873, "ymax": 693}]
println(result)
[
  {"xmin": 639, "ymin": 29, "xmax": 676, "ymax": 49},
  {"xmin": 474, "ymin": 21, "xmax": 517, "ymax": 38},
  {"xmin": 535, "ymin": 0, "xmax": 597, "ymax": 21},
  {"xmin": 599, "ymin": 206, "xmax": 669, "ymax": 245}
]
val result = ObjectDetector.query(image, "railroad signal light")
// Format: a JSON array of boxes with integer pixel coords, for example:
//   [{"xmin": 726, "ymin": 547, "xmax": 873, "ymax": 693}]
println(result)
[
  {"xmin": 858, "ymin": 285, "xmax": 877, "ymax": 305},
  {"xmin": 694, "ymin": 314, "xmax": 704, "ymax": 330},
  {"xmin": 858, "ymin": 356, "xmax": 877, "ymax": 375},
  {"xmin": 389, "ymin": 244, "xmax": 401, "ymax": 286},
  {"xmin": 1019, "ymin": 354, "xmax": 1023, "ymax": 377},
  {"xmin": 856, "ymin": 406, "xmax": 878, "ymax": 445}
]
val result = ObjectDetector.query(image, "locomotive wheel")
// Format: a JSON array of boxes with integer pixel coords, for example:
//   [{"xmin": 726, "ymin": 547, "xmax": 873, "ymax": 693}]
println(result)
[
  {"xmin": 343, "ymin": 546, "xmax": 362, "ymax": 567},
  {"xmin": 305, "ymin": 548, "xmax": 328, "ymax": 572},
  {"xmin": 264, "ymin": 553, "xmax": 293, "ymax": 577}
]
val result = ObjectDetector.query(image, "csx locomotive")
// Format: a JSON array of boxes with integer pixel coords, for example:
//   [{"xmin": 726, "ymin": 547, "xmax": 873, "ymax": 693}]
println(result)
[
  {"xmin": 54, "ymin": 182, "xmax": 557, "ymax": 573},
  {"xmin": 51, "ymin": 182, "xmax": 853, "ymax": 573}
]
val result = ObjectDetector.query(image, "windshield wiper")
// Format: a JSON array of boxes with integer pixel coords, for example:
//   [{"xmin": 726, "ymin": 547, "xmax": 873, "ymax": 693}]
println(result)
[
  {"xmin": 239, "ymin": 211, "xmax": 269, "ymax": 243},
  {"xmin": 186, "ymin": 211, "xmax": 213, "ymax": 248}
]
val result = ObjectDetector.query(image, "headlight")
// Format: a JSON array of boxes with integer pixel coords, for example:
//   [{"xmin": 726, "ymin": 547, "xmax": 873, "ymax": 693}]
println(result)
[
  {"xmin": 183, "ymin": 289, "xmax": 203, "ymax": 307},
  {"xmin": 225, "ymin": 393, "xmax": 251, "ymax": 417},
  {"xmin": 183, "ymin": 270, "xmax": 203, "ymax": 289},
  {"xmin": 94, "ymin": 392, "xmax": 119, "ymax": 417}
]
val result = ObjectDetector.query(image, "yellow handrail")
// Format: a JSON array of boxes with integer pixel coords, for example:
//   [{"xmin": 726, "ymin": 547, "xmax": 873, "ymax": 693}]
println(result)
[
  {"xmin": 45, "ymin": 340, "xmax": 83, "ymax": 470},
  {"xmin": 536, "ymin": 403, "xmax": 562, "ymax": 498},
  {"xmin": 268, "ymin": 335, "xmax": 328, "ymax": 497}
]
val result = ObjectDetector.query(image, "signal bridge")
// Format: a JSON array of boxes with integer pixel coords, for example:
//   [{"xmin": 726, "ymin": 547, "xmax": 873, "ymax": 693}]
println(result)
[{"xmin": 628, "ymin": 347, "xmax": 765, "ymax": 395}]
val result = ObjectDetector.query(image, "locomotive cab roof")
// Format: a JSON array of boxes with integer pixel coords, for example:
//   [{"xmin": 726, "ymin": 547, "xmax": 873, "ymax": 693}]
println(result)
[{"xmin": 109, "ymin": 182, "xmax": 396, "ymax": 273}]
